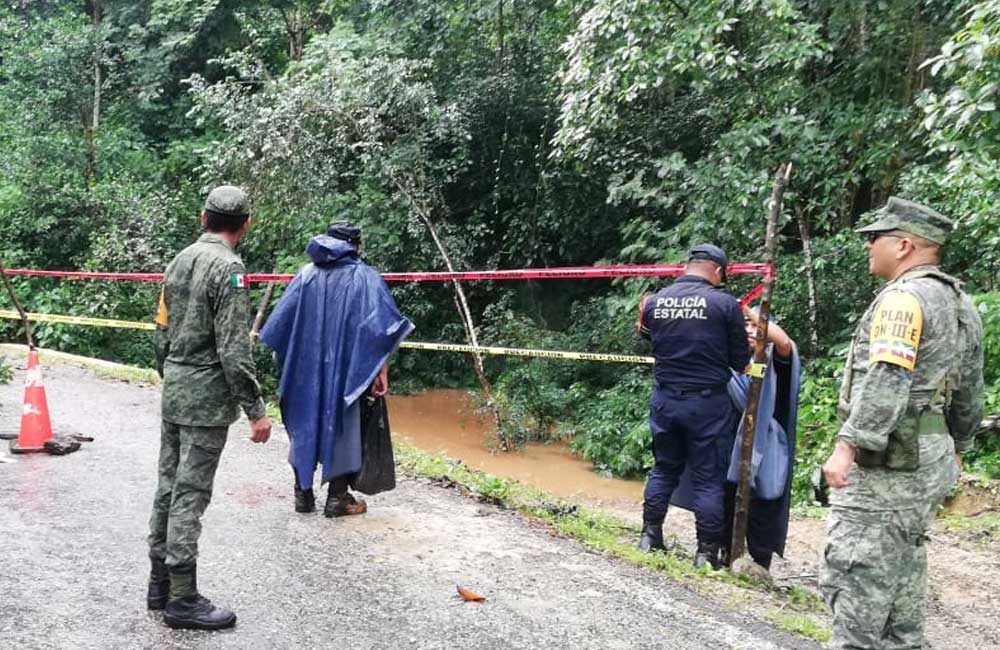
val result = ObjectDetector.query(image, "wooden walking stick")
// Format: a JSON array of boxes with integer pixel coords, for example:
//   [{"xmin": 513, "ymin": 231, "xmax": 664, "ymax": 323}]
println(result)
[
  {"xmin": 0, "ymin": 257, "xmax": 35, "ymax": 349},
  {"xmin": 729, "ymin": 162, "xmax": 791, "ymax": 566}
]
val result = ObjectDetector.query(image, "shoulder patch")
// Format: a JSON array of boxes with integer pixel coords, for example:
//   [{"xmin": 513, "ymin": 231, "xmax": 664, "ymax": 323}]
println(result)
[
  {"xmin": 154, "ymin": 287, "xmax": 169, "ymax": 327},
  {"xmin": 230, "ymin": 273, "xmax": 247, "ymax": 289},
  {"xmin": 869, "ymin": 291, "xmax": 923, "ymax": 371}
]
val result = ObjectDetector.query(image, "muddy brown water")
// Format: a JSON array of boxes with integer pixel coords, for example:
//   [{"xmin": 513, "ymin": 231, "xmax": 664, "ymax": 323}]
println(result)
[{"xmin": 388, "ymin": 388, "xmax": 644, "ymax": 508}]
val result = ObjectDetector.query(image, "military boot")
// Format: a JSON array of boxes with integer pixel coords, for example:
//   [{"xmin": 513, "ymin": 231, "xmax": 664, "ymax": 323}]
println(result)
[
  {"xmin": 294, "ymin": 485, "xmax": 315, "ymax": 513},
  {"xmin": 146, "ymin": 556, "xmax": 170, "ymax": 610},
  {"xmin": 638, "ymin": 522, "xmax": 666, "ymax": 552},
  {"xmin": 693, "ymin": 541, "xmax": 722, "ymax": 570},
  {"xmin": 163, "ymin": 564, "xmax": 237, "ymax": 630}
]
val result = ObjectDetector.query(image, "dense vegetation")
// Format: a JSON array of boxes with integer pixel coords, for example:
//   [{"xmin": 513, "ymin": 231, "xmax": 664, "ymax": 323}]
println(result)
[{"xmin": 1, "ymin": 1, "xmax": 998, "ymax": 500}]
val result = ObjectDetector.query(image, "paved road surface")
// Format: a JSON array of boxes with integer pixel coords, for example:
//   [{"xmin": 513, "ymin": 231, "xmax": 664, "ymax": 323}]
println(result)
[{"xmin": 0, "ymin": 361, "xmax": 818, "ymax": 650}]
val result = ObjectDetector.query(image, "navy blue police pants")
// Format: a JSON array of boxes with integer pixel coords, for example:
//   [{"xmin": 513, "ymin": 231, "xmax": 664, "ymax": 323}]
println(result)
[{"xmin": 642, "ymin": 387, "xmax": 736, "ymax": 546}]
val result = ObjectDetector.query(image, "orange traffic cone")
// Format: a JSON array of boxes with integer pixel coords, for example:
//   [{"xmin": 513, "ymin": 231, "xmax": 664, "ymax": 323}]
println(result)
[{"xmin": 10, "ymin": 349, "xmax": 54, "ymax": 454}]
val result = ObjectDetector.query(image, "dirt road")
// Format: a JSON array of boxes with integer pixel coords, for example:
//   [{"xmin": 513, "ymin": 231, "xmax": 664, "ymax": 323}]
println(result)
[{"xmin": 0, "ymin": 359, "xmax": 819, "ymax": 650}]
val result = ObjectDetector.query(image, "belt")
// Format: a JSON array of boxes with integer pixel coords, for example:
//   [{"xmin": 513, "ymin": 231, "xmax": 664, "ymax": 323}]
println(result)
[{"xmin": 656, "ymin": 384, "xmax": 728, "ymax": 397}]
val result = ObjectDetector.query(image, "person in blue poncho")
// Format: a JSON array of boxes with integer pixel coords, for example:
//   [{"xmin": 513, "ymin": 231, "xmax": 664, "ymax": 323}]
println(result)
[
  {"xmin": 670, "ymin": 306, "xmax": 801, "ymax": 572},
  {"xmin": 721, "ymin": 308, "xmax": 800, "ymax": 571},
  {"xmin": 260, "ymin": 221, "xmax": 414, "ymax": 518}
]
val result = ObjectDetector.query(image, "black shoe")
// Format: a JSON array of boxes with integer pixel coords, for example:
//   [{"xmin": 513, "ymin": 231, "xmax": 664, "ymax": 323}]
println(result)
[
  {"xmin": 147, "ymin": 557, "xmax": 170, "ymax": 610},
  {"xmin": 638, "ymin": 523, "xmax": 665, "ymax": 552},
  {"xmin": 324, "ymin": 489, "xmax": 367, "ymax": 518},
  {"xmin": 164, "ymin": 594, "xmax": 237, "ymax": 630},
  {"xmin": 294, "ymin": 486, "xmax": 315, "ymax": 513},
  {"xmin": 694, "ymin": 542, "xmax": 722, "ymax": 570}
]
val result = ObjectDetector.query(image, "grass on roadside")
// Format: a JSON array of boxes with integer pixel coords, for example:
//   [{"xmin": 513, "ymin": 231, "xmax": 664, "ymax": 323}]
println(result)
[
  {"xmin": 394, "ymin": 440, "xmax": 830, "ymax": 642},
  {"xmin": 939, "ymin": 512, "xmax": 1000, "ymax": 542},
  {"xmin": 0, "ymin": 344, "xmax": 160, "ymax": 385},
  {"xmin": 764, "ymin": 612, "xmax": 831, "ymax": 643}
]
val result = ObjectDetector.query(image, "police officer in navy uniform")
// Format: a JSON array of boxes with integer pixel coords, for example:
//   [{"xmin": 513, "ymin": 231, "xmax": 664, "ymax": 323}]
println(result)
[{"xmin": 637, "ymin": 244, "xmax": 751, "ymax": 568}]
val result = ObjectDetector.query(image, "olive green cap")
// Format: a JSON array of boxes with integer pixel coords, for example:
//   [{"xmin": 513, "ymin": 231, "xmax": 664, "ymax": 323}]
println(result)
[
  {"xmin": 855, "ymin": 196, "xmax": 953, "ymax": 245},
  {"xmin": 203, "ymin": 185, "xmax": 250, "ymax": 217}
]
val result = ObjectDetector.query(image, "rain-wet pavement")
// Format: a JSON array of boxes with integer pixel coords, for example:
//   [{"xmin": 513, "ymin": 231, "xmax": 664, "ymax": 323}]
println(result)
[{"xmin": 0, "ymin": 359, "xmax": 819, "ymax": 650}]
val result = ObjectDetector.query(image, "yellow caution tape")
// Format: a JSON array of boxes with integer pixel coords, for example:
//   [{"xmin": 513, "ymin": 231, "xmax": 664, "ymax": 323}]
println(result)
[
  {"xmin": 0, "ymin": 310, "xmax": 156, "ymax": 330},
  {"xmin": 747, "ymin": 362, "xmax": 767, "ymax": 378},
  {"xmin": 0, "ymin": 310, "xmax": 655, "ymax": 364},
  {"xmin": 400, "ymin": 341, "xmax": 654, "ymax": 364}
]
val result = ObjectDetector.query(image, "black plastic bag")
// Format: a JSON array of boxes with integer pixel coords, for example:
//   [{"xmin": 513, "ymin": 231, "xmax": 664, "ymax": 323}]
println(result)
[{"xmin": 351, "ymin": 394, "xmax": 396, "ymax": 495}]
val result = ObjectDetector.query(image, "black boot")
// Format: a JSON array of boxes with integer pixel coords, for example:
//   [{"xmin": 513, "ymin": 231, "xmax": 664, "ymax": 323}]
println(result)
[
  {"xmin": 294, "ymin": 485, "xmax": 315, "ymax": 513},
  {"xmin": 324, "ymin": 476, "xmax": 366, "ymax": 518},
  {"xmin": 146, "ymin": 556, "xmax": 170, "ymax": 610},
  {"xmin": 638, "ymin": 522, "xmax": 666, "ymax": 552},
  {"xmin": 694, "ymin": 542, "xmax": 722, "ymax": 570},
  {"xmin": 163, "ymin": 564, "xmax": 237, "ymax": 630},
  {"xmin": 293, "ymin": 468, "xmax": 315, "ymax": 513}
]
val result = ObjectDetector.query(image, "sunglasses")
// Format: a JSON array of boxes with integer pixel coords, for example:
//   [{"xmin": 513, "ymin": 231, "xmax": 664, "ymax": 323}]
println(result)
[{"xmin": 866, "ymin": 231, "xmax": 903, "ymax": 244}]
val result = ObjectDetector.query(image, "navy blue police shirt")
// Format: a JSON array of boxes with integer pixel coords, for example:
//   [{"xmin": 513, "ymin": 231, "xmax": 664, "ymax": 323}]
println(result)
[{"xmin": 638, "ymin": 275, "xmax": 751, "ymax": 390}]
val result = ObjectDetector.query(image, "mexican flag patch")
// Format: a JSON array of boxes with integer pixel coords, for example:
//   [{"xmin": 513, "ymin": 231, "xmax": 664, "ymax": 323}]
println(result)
[{"xmin": 230, "ymin": 273, "xmax": 247, "ymax": 289}]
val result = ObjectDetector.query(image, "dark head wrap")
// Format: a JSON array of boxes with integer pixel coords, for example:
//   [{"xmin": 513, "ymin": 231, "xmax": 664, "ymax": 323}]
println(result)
[{"xmin": 327, "ymin": 220, "xmax": 361, "ymax": 245}]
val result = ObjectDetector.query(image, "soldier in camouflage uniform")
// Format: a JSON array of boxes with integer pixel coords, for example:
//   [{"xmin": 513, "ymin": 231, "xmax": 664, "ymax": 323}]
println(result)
[
  {"xmin": 146, "ymin": 185, "xmax": 273, "ymax": 630},
  {"xmin": 820, "ymin": 197, "xmax": 985, "ymax": 649}
]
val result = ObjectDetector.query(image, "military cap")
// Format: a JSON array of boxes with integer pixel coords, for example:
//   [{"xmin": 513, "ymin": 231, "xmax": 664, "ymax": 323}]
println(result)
[
  {"xmin": 203, "ymin": 185, "xmax": 250, "ymax": 217},
  {"xmin": 328, "ymin": 220, "xmax": 361, "ymax": 244},
  {"xmin": 689, "ymin": 243, "xmax": 729, "ymax": 269},
  {"xmin": 855, "ymin": 196, "xmax": 953, "ymax": 245}
]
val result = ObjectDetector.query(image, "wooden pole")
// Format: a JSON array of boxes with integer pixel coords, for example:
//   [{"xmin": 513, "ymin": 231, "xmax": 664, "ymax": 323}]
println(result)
[
  {"xmin": 730, "ymin": 162, "xmax": 791, "ymax": 564},
  {"xmin": 0, "ymin": 258, "xmax": 36, "ymax": 349},
  {"xmin": 250, "ymin": 280, "xmax": 276, "ymax": 339}
]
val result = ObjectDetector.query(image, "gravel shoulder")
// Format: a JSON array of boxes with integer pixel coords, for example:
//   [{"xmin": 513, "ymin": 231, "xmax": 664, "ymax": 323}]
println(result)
[{"xmin": 0, "ymin": 358, "xmax": 819, "ymax": 650}]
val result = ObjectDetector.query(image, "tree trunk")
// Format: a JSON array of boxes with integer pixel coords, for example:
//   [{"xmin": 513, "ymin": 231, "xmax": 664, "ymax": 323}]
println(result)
[
  {"xmin": 282, "ymin": 6, "xmax": 307, "ymax": 61},
  {"xmin": 796, "ymin": 205, "xmax": 819, "ymax": 355},
  {"xmin": 730, "ymin": 162, "xmax": 791, "ymax": 564},
  {"xmin": 0, "ymin": 258, "xmax": 35, "ymax": 349},
  {"xmin": 92, "ymin": 0, "xmax": 102, "ymax": 131},
  {"xmin": 388, "ymin": 177, "xmax": 508, "ymax": 450},
  {"xmin": 497, "ymin": 0, "xmax": 505, "ymax": 64}
]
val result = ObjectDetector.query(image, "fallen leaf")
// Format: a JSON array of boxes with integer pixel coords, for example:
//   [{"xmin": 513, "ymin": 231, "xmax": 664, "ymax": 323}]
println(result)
[{"xmin": 456, "ymin": 585, "xmax": 486, "ymax": 602}]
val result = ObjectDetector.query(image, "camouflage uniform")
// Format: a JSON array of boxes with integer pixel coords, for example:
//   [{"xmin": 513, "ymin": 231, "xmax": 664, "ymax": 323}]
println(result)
[
  {"xmin": 820, "ymin": 198, "xmax": 984, "ymax": 650},
  {"xmin": 148, "ymin": 219, "xmax": 265, "ymax": 594}
]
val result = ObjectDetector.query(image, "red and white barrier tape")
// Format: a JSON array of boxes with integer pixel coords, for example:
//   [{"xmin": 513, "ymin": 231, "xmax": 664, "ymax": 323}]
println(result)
[{"xmin": 3, "ymin": 263, "xmax": 774, "ymax": 284}]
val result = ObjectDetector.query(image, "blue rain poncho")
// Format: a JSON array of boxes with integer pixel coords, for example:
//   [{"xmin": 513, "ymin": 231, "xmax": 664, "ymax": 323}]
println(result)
[{"xmin": 259, "ymin": 236, "xmax": 414, "ymax": 489}]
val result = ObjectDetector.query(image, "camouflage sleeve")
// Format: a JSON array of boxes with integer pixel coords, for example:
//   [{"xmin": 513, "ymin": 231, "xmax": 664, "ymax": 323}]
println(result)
[
  {"xmin": 949, "ymin": 298, "xmax": 985, "ymax": 453},
  {"xmin": 214, "ymin": 262, "xmax": 266, "ymax": 422},
  {"xmin": 838, "ymin": 363, "xmax": 914, "ymax": 451}
]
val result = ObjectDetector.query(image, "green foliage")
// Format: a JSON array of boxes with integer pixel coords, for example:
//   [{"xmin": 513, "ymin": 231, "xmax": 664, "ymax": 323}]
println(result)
[
  {"xmin": 567, "ymin": 373, "xmax": 653, "ymax": 478},
  {"xmin": 0, "ymin": 356, "xmax": 11, "ymax": 384},
  {"xmin": 791, "ymin": 357, "xmax": 843, "ymax": 505},
  {"xmin": 2, "ymin": 0, "xmax": 999, "ymax": 497},
  {"xmin": 974, "ymin": 293, "xmax": 1000, "ymax": 385},
  {"xmin": 967, "ymin": 433, "xmax": 1000, "ymax": 479}
]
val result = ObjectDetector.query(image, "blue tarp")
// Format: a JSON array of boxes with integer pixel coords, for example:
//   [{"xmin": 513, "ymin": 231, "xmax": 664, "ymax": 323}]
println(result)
[
  {"xmin": 260, "ymin": 236, "xmax": 414, "ymax": 489},
  {"xmin": 671, "ymin": 344, "xmax": 801, "ymax": 556}
]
